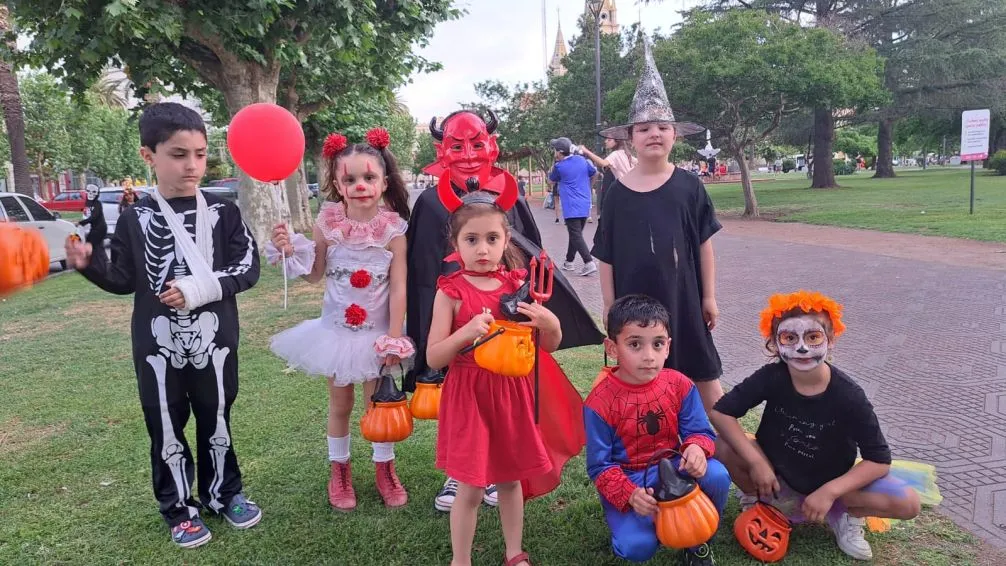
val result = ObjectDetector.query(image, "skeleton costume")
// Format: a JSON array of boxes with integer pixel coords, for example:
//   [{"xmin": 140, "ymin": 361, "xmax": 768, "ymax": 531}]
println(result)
[
  {"xmin": 78, "ymin": 184, "xmax": 107, "ymax": 247},
  {"xmin": 78, "ymin": 189, "xmax": 259, "ymax": 527}
]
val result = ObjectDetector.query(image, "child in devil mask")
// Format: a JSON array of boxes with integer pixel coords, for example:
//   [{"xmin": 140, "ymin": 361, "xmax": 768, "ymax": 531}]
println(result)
[{"xmin": 711, "ymin": 291, "xmax": 923, "ymax": 561}]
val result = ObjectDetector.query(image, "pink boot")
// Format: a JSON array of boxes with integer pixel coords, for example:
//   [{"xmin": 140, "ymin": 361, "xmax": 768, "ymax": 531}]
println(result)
[
  {"xmin": 375, "ymin": 461, "xmax": 407, "ymax": 508},
  {"xmin": 328, "ymin": 462, "xmax": 356, "ymax": 512}
]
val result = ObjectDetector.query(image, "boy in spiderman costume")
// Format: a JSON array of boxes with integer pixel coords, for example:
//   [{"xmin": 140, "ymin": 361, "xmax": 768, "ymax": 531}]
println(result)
[{"xmin": 585, "ymin": 295, "xmax": 730, "ymax": 565}]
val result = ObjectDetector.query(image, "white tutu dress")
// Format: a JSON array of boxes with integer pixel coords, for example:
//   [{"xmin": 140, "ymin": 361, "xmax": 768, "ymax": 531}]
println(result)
[{"xmin": 265, "ymin": 202, "xmax": 414, "ymax": 385}]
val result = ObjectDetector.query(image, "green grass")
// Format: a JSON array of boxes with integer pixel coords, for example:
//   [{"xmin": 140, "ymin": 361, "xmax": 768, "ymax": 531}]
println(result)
[
  {"xmin": 0, "ymin": 270, "xmax": 987, "ymax": 565},
  {"xmin": 707, "ymin": 167, "xmax": 1006, "ymax": 242}
]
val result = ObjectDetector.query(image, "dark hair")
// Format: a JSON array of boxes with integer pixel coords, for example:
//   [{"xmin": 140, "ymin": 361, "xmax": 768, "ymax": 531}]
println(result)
[
  {"xmin": 606, "ymin": 295, "xmax": 671, "ymax": 340},
  {"xmin": 763, "ymin": 308, "xmax": 835, "ymax": 358},
  {"xmin": 324, "ymin": 143, "xmax": 411, "ymax": 222},
  {"xmin": 607, "ymin": 138, "xmax": 629, "ymax": 152},
  {"xmin": 448, "ymin": 198, "xmax": 523, "ymax": 271},
  {"xmin": 139, "ymin": 102, "xmax": 207, "ymax": 150}
]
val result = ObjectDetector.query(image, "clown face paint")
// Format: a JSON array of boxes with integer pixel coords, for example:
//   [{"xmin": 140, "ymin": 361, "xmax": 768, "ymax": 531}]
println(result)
[{"xmin": 775, "ymin": 315, "xmax": 829, "ymax": 372}]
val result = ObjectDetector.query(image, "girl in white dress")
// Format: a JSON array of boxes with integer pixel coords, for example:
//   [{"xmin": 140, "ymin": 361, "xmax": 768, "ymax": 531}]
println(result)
[{"xmin": 266, "ymin": 128, "xmax": 414, "ymax": 511}]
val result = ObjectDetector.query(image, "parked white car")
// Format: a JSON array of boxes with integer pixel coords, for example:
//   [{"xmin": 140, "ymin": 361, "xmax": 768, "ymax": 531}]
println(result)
[{"xmin": 0, "ymin": 191, "xmax": 77, "ymax": 269}]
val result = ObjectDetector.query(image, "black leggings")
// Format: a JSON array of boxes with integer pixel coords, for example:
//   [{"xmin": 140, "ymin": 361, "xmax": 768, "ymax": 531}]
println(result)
[{"xmin": 565, "ymin": 217, "xmax": 591, "ymax": 263}]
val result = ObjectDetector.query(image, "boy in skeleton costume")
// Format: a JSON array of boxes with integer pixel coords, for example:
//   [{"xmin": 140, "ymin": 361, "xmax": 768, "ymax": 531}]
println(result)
[{"xmin": 65, "ymin": 103, "xmax": 261, "ymax": 549}]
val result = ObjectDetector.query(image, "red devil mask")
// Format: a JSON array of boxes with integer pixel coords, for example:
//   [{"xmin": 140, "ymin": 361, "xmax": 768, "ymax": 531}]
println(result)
[{"xmin": 429, "ymin": 110, "xmax": 500, "ymax": 189}]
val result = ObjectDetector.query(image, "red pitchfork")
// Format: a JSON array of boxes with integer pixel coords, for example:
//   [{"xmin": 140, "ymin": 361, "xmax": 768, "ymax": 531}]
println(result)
[{"xmin": 528, "ymin": 251, "xmax": 554, "ymax": 423}]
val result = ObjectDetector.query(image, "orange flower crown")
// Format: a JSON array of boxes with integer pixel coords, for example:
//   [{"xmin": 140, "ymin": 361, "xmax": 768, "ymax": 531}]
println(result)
[{"xmin": 758, "ymin": 290, "xmax": 846, "ymax": 339}]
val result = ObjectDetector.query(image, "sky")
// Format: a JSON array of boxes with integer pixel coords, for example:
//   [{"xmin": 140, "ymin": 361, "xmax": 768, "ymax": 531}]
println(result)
[{"xmin": 399, "ymin": 0, "xmax": 705, "ymax": 122}]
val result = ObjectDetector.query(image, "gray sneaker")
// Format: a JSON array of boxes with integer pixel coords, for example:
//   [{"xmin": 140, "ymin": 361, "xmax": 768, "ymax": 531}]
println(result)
[
  {"xmin": 561, "ymin": 261, "xmax": 576, "ymax": 271},
  {"xmin": 170, "ymin": 517, "xmax": 212, "ymax": 549},
  {"xmin": 580, "ymin": 261, "xmax": 598, "ymax": 276},
  {"xmin": 221, "ymin": 494, "xmax": 262, "ymax": 529}
]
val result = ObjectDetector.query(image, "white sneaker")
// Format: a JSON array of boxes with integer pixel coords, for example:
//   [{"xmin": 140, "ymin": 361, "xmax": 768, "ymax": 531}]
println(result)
[
  {"xmin": 561, "ymin": 261, "xmax": 575, "ymax": 271},
  {"xmin": 483, "ymin": 484, "xmax": 498, "ymax": 507},
  {"xmin": 579, "ymin": 261, "xmax": 598, "ymax": 276},
  {"xmin": 434, "ymin": 477, "xmax": 458, "ymax": 512},
  {"xmin": 829, "ymin": 512, "xmax": 873, "ymax": 560}
]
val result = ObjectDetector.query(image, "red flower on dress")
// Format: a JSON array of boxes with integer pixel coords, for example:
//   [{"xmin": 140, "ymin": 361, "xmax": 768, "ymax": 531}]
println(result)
[
  {"xmin": 345, "ymin": 304, "xmax": 368, "ymax": 326},
  {"xmin": 365, "ymin": 127, "xmax": 391, "ymax": 150},
  {"xmin": 350, "ymin": 269, "xmax": 372, "ymax": 288},
  {"xmin": 323, "ymin": 133, "xmax": 348, "ymax": 158}
]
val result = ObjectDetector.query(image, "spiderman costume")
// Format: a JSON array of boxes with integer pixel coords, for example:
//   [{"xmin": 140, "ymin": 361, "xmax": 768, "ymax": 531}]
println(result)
[{"xmin": 584, "ymin": 367, "xmax": 731, "ymax": 562}]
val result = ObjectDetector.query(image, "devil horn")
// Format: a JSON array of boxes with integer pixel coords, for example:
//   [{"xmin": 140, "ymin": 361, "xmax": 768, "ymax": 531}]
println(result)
[
  {"xmin": 494, "ymin": 170, "xmax": 519, "ymax": 212},
  {"xmin": 485, "ymin": 108, "xmax": 499, "ymax": 135},
  {"xmin": 437, "ymin": 174, "xmax": 463, "ymax": 213},
  {"xmin": 429, "ymin": 116, "xmax": 444, "ymax": 141}
]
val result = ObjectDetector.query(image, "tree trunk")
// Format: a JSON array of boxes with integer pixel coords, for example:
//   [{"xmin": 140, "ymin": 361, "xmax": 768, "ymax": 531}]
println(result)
[
  {"xmin": 874, "ymin": 118, "xmax": 896, "ymax": 178},
  {"xmin": 284, "ymin": 159, "xmax": 312, "ymax": 233},
  {"xmin": 735, "ymin": 147, "xmax": 759, "ymax": 217},
  {"xmin": 0, "ymin": 6, "xmax": 33, "ymax": 197},
  {"xmin": 811, "ymin": 107, "xmax": 837, "ymax": 188},
  {"xmin": 218, "ymin": 63, "xmax": 285, "ymax": 247}
]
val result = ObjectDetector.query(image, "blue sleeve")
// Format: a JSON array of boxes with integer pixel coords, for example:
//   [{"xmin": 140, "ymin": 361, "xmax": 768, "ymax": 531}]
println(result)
[
  {"xmin": 586, "ymin": 159, "xmax": 597, "ymax": 177},
  {"xmin": 548, "ymin": 164, "xmax": 561, "ymax": 182},
  {"xmin": 585, "ymin": 406, "xmax": 620, "ymax": 481},
  {"xmin": 678, "ymin": 386, "xmax": 717, "ymax": 456}
]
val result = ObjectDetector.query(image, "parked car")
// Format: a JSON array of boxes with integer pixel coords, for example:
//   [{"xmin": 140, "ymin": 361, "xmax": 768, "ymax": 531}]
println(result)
[
  {"xmin": 42, "ymin": 190, "xmax": 86, "ymax": 212},
  {"xmin": 0, "ymin": 191, "xmax": 77, "ymax": 269},
  {"xmin": 200, "ymin": 185, "xmax": 239, "ymax": 203},
  {"xmin": 210, "ymin": 178, "xmax": 238, "ymax": 189}
]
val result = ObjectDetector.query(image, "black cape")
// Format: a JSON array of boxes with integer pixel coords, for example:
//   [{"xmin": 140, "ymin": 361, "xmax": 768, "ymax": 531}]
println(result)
[
  {"xmin": 79, "ymin": 198, "xmax": 107, "ymax": 245},
  {"xmin": 405, "ymin": 186, "xmax": 604, "ymax": 391}
]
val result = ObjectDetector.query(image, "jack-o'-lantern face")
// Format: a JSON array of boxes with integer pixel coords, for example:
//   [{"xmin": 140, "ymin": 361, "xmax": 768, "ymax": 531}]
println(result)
[{"xmin": 733, "ymin": 503, "xmax": 792, "ymax": 563}]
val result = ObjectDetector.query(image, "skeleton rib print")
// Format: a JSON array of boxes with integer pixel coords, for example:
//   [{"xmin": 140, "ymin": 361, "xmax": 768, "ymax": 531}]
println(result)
[{"xmin": 135, "ymin": 203, "xmax": 224, "ymax": 293}]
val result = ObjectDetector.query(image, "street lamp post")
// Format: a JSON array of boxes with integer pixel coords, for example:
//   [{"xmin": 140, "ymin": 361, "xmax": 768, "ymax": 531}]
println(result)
[{"xmin": 587, "ymin": 0, "xmax": 604, "ymax": 156}]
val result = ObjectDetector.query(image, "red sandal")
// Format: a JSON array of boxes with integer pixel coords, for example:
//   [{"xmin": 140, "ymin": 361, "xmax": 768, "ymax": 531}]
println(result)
[{"xmin": 503, "ymin": 552, "xmax": 532, "ymax": 566}]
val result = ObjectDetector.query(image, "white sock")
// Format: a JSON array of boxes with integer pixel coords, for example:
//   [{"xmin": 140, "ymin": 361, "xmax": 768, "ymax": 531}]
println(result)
[
  {"xmin": 371, "ymin": 442, "xmax": 395, "ymax": 463},
  {"xmin": 328, "ymin": 435, "xmax": 350, "ymax": 463}
]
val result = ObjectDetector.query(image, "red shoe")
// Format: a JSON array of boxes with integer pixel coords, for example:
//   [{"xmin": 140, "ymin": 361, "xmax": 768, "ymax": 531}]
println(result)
[
  {"xmin": 328, "ymin": 461, "xmax": 356, "ymax": 512},
  {"xmin": 375, "ymin": 460, "xmax": 408, "ymax": 508}
]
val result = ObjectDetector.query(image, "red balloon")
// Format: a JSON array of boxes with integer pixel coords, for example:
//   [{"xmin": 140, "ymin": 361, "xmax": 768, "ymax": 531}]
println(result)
[{"xmin": 227, "ymin": 103, "xmax": 306, "ymax": 183}]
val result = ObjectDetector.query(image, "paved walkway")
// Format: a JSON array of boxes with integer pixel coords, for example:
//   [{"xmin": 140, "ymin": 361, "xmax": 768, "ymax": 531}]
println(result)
[{"xmin": 530, "ymin": 201, "xmax": 1006, "ymax": 547}]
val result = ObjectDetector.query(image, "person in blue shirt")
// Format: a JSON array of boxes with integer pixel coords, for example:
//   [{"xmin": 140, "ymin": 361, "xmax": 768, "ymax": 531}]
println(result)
[{"xmin": 548, "ymin": 137, "xmax": 598, "ymax": 276}]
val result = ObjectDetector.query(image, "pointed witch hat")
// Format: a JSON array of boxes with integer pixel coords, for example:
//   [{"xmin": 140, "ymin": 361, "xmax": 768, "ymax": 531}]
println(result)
[{"xmin": 599, "ymin": 36, "xmax": 704, "ymax": 140}]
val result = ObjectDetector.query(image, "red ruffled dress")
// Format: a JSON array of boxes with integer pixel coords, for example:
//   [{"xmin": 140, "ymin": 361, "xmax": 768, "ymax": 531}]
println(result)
[{"xmin": 434, "ymin": 269, "xmax": 553, "ymax": 487}]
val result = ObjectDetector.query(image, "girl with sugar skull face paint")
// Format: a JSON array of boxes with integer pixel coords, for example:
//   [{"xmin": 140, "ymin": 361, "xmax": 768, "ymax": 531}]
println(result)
[{"xmin": 708, "ymin": 291, "xmax": 935, "ymax": 562}]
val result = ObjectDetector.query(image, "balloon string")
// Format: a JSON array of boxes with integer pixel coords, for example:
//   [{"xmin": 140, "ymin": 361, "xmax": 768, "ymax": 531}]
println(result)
[{"xmin": 271, "ymin": 182, "xmax": 288, "ymax": 310}]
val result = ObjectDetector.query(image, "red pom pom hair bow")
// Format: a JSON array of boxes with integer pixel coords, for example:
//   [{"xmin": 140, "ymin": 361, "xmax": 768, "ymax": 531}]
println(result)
[
  {"xmin": 366, "ymin": 128, "xmax": 391, "ymax": 150},
  {"xmin": 323, "ymin": 133, "xmax": 348, "ymax": 159}
]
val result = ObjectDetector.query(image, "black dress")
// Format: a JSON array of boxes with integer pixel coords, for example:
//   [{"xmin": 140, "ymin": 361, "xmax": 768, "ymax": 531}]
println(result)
[{"xmin": 591, "ymin": 168, "xmax": 723, "ymax": 381}]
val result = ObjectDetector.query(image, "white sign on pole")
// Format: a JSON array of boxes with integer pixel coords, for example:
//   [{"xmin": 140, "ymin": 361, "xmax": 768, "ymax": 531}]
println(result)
[{"xmin": 960, "ymin": 109, "xmax": 990, "ymax": 162}]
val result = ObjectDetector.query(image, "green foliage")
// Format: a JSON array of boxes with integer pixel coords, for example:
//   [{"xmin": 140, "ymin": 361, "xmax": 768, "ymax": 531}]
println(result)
[
  {"xmin": 414, "ymin": 134, "xmax": 437, "ymax": 175},
  {"xmin": 834, "ymin": 126, "xmax": 878, "ymax": 159},
  {"xmin": 988, "ymin": 150, "xmax": 1006, "ymax": 175},
  {"xmin": 833, "ymin": 159, "xmax": 856, "ymax": 176},
  {"xmin": 11, "ymin": 0, "xmax": 459, "ymax": 114},
  {"xmin": 671, "ymin": 141, "xmax": 697, "ymax": 163},
  {"xmin": 782, "ymin": 158, "xmax": 796, "ymax": 173},
  {"xmin": 19, "ymin": 72, "xmax": 72, "ymax": 179},
  {"xmin": 205, "ymin": 156, "xmax": 229, "ymax": 181}
]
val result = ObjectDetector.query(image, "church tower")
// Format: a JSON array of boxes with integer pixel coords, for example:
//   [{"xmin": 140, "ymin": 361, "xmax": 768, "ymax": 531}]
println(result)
[
  {"xmin": 591, "ymin": 0, "xmax": 619, "ymax": 35},
  {"xmin": 548, "ymin": 22, "xmax": 568, "ymax": 77}
]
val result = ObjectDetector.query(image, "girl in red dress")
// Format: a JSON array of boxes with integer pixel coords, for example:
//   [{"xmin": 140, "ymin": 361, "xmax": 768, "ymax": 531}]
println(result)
[{"xmin": 426, "ymin": 185, "xmax": 564, "ymax": 566}]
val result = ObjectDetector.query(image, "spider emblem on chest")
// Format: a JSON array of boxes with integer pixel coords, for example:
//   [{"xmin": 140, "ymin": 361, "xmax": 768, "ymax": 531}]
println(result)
[{"xmin": 637, "ymin": 408, "xmax": 668, "ymax": 436}]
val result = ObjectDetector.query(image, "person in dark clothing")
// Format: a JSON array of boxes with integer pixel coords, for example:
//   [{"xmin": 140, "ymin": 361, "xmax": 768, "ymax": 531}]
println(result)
[
  {"xmin": 711, "ymin": 291, "xmax": 923, "ymax": 561},
  {"xmin": 77, "ymin": 184, "xmax": 107, "ymax": 248},
  {"xmin": 64, "ymin": 103, "xmax": 261, "ymax": 549},
  {"xmin": 592, "ymin": 39, "xmax": 723, "ymax": 413}
]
